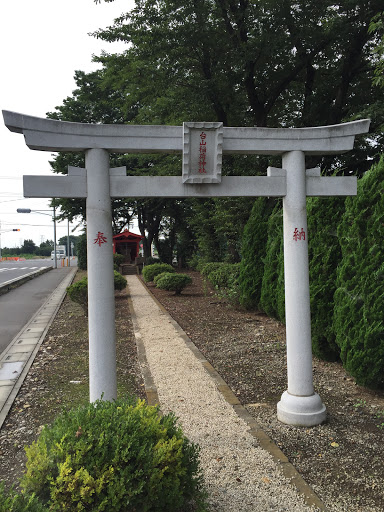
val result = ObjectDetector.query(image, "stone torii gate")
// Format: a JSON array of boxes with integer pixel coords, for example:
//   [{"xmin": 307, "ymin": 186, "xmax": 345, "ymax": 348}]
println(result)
[{"xmin": 3, "ymin": 111, "xmax": 370, "ymax": 426}]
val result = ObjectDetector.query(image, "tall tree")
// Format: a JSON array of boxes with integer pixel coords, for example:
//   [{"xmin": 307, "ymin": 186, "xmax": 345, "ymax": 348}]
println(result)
[{"xmin": 49, "ymin": 0, "xmax": 383, "ymax": 264}]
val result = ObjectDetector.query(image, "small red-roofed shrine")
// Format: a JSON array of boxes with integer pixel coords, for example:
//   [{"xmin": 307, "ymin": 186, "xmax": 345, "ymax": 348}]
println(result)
[{"xmin": 112, "ymin": 230, "xmax": 144, "ymax": 263}]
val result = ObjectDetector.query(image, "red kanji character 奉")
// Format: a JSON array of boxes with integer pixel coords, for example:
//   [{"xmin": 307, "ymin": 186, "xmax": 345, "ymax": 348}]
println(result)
[{"xmin": 94, "ymin": 231, "xmax": 108, "ymax": 246}]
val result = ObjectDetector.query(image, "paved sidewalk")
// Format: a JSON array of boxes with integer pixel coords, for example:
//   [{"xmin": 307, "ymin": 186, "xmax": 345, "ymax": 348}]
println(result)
[
  {"xmin": 0, "ymin": 267, "xmax": 77, "ymax": 429},
  {"xmin": 127, "ymin": 275, "xmax": 327, "ymax": 512}
]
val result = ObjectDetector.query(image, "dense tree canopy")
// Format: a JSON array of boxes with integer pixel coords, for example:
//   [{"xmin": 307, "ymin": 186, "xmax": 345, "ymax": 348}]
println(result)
[{"xmin": 48, "ymin": 0, "xmax": 383, "ymax": 260}]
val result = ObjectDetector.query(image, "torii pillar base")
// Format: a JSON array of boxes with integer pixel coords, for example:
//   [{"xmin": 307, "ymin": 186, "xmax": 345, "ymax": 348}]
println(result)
[{"xmin": 277, "ymin": 392, "xmax": 326, "ymax": 427}]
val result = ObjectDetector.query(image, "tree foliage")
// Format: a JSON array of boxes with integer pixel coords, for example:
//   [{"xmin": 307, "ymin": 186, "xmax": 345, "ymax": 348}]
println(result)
[
  {"xmin": 238, "ymin": 198, "xmax": 276, "ymax": 309},
  {"xmin": 307, "ymin": 196, "xmax": 346, "ymax": 361},
  {"xmin": 259, "ymin": 201, "xmax": 285, "ymax": 322},
  {"xmin": 334, "ymin": 157, "xmax": 384, "ymax": 388},
  {"xmin": 47, "ymin": 0, "xmax": 383, "ymax": 264}
]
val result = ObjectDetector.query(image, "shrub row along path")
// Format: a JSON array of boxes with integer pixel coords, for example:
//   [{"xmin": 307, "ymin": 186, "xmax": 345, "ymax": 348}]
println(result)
[{"xmin": 0, "ymin": 270, "xmax": 383, "ymax": 510}]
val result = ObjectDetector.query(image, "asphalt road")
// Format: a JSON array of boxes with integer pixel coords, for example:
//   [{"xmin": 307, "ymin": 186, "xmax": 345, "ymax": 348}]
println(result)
[
  {"xmin": 0, "ymin": 258, "xmax": 52, "ymax": 286},
  {"xmin": 0, "ymin": 266, "xmax": 75, "ymax": 355}
]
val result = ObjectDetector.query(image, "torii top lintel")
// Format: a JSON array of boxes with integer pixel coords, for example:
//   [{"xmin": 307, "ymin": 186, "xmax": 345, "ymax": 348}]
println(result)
[{"xmin": 2, "ymin": 111, "xmax": 370, "ymax": 156}]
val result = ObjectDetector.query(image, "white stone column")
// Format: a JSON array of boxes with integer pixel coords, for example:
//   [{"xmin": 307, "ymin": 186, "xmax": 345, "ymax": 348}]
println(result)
[
  {"xmin": 277, "ymin": 150, "xmax": 326, "ymax": 426},
  {"xmin": 86, "ymin": 149, "xmax": 117, "ymax": 402}
]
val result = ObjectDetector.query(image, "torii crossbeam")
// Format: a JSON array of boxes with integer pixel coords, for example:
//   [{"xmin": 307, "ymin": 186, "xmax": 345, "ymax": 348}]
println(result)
[{"xmin": 3, "ymin": 110, "xmax": 370, "ymax": 426}]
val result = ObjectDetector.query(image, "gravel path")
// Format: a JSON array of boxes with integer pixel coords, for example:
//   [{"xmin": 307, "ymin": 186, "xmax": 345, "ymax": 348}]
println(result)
[{"xmin": 127, "ymin": 275, "xmax": 319, "ymax": 512}]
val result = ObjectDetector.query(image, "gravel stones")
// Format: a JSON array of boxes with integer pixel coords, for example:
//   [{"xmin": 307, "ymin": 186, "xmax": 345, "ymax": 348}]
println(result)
[{"xmin": 127, "ymin": 276, "xmax": 317, "ymax": 512}]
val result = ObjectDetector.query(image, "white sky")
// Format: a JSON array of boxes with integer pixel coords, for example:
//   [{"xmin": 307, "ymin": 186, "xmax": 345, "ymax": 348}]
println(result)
[{"xmin": 0, "ymin": 0, "xmax": 135, "ymax": 249}]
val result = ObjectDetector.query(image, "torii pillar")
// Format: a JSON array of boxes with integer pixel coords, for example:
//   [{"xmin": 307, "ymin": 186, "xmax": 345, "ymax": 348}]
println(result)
[{"xmin": 3, "ymin": 111, "xmax": 370, "ymax": 425}]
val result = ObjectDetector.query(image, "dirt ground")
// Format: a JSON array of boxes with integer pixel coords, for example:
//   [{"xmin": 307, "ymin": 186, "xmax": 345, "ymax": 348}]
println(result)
[
  {"xmin": 0, "ymin": 270, "xmax": 145, "ymax": 490},
  {"xmin": 147, "ymin": 271, "xmax": 384, "ymax": 512},
  {"xmin": 0, "ymin": 269, "xmax": 383, "ymax": 511}
]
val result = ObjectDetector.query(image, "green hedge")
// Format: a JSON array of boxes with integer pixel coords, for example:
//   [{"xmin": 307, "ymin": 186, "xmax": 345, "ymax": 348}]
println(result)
[
  {"xmin": 334, "ymin": 157, "xmax": 384, "ymax": 388},
  {"xmin": 259, "ymin": 201, "xmax": 285, "ymax": 321},
  {"xmin": 142, "ymin": 263, "xmax": 175, "ymax": 282},
  {"xmin": 239, "ymin": 198, "xmax": 275, "ymax": 309},
  {"xmin": 155, "ymin": 273, "xmax": 192, "ymax": 295},
  {"xmin": 21, "ymin": 398, "xmax": 208, "ymax": 511},
  {"xmin": 0, "ymin": 483, "xmax": 47, "ymax": 512},
  {"xmin": 307, "ymin": 196, "xmax": 346, "ymax": 361}
]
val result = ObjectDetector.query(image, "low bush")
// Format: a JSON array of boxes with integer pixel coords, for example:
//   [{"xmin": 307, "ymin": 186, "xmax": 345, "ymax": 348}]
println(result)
[
  {"xmin": 67, "ymin": 272, "xmax": 127, "ymax": 315},
  {"xmin": 156, "ymin": 273, "xmax": 192, "ymax": 295},
  {"xmin": 199, "ymin": 262, "xmax": 222, "ymax": 278},
  {"xmin": 202, "ymin": 263, "xmax": 241, "ymax": 305},
  {"xmin": 21, "ymin": 398, "xmax": 207, "ymax": 512},
  {"xmin": 67, "ymin": 277, "xmax": 88, "ymax": 315},
  {"xmin": 153, "ymin": 271, "xmax": 171, "ymax": 286},
  {"xmin": 113, "ymin": 253, "xmax": 125, "ymax": 267},
  {"xmin": 146, "ymin": 257, "xmax": 161, "ymax": 265},
  {"xmin": 113, "ymin": 270, "xmax": 127, "ymax": 291},
  {"xmin": 142, "ymin": 263, "xmax": 175, "ymax": 282},
  {"xmin": 206, "ymin": 263, "xmax": 240, "ymax": 290},
  {"xmin": 0, "ymin": 483, "xmax": 47, "ymax": 512}
]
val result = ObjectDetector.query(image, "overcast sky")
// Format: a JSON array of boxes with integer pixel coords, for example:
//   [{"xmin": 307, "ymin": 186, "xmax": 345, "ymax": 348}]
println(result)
[{"xmin": 0, "ymin": 0, "xmax": 134, "ymax": 249}]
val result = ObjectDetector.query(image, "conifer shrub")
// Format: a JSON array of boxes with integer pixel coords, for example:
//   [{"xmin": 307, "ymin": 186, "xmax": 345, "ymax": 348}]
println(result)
[
  {"xmin": 307, "ymin": 196, "xmax": 345, "ymax": 361},
  {"xmin": 239, "ymin": 198, "xmax": 276, "ymax": 309},
  {"xmin": 142, "ymin": 263, "xmax": 175, "ymax": 282},
  {"xmin": 0, "ymin": 483, "xmax": 47, "ymax": 512},
  {"xmin": 334, "ymin": 158, "xmax": 384, "ymax": 388},
  {"xmin": 259, "ymin": 201, "xmax": 285, "ymax": 321},
  {"xmin": 21, "ymin": 398, "xmax": 208, "ymax": 512},
  {"xmin": 155, "ymin": 273, "xmax": 192, "ymax": 295}
]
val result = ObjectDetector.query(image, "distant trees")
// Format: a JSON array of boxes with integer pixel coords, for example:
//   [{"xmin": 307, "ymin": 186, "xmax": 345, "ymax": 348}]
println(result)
[
  {"xmin": 1, "ymin": 237, "xmax": 80, "ymax": 258},
  {"xmin": 20, "ymin": 239, "xmax": 36, "ymax": 254}
]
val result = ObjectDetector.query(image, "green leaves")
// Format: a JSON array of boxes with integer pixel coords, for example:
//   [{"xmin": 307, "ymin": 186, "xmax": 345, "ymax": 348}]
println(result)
[
  {"xmin": 334, "ymin": 156, "xmax": 384, "ymax": 388},
  {"xmin": 21, "ymin": 398, "xmax": 208, "ymax": 511}
]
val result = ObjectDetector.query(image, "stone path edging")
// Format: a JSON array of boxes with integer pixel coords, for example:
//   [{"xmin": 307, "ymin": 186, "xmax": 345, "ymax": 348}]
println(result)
[{"xmin": 127, "ymin": 275, "xmax": 328, "ymax": 512}]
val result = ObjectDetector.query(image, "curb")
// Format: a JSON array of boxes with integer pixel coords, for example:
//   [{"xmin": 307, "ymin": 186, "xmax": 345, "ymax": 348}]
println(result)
[
  {"xmin": 129, "ymin": 276, "xmax": 328, "ymax": 512},
  {"xmin": 0, "ymin": 266, "xmax": 52, "ymax": 296},
  {"xmin": 0, "ymin": 268, "xmax": 77, "ymax": 430}
]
